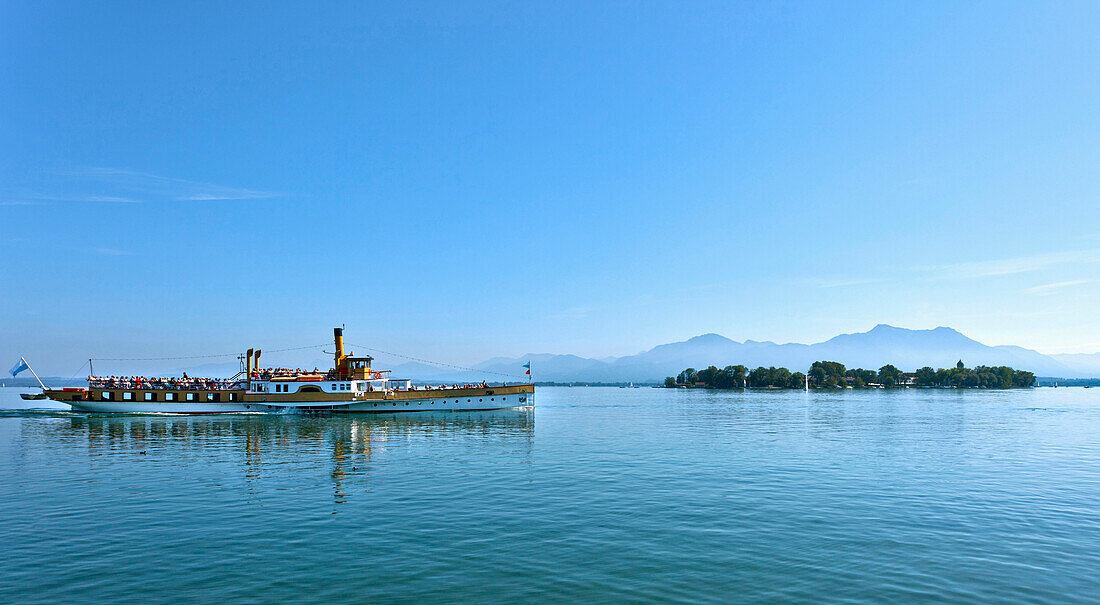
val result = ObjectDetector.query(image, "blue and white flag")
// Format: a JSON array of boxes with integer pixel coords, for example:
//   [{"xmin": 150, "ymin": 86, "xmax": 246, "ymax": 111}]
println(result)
[
  {"xmin": 523, "ymin": 361, "xmax": 531, "ymax": 375},
  {"xmin": 9, "ymin": 358, "xmax": 28, "ymax": 378}
]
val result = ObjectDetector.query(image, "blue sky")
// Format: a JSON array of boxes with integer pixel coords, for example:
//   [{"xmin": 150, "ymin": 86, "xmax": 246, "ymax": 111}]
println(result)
[{"xmin": 3, "ymin": 1, "xmax": 1100, "ymax": 374}]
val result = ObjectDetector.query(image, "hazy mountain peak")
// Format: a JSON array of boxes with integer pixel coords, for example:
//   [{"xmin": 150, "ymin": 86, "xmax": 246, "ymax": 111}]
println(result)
[
  {"xmin": 397, "ymin": 325, "xmax": 1097, "ymax": 382},
  {"xmin": 686, "ymin": 333, "xmax": 735, "ymax": 344},
  {"xmin": 827, "ymin": 324, "xmax": 975, "ymax": 345}
]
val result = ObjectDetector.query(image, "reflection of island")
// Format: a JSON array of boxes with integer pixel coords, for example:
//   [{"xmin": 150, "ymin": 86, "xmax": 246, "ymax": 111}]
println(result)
[{"xmin": 34, "ymin": 410, "xmax": 534, "ymax": 508}]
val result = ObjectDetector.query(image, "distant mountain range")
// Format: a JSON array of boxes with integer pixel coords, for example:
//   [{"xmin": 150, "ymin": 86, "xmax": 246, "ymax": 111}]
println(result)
[
  {"xmin": 389, "ymin": 324, "xmax": 1100, "ymax": 383},
  {"xmin": 12, "ymin": 324, "xmax": 1095, "ymax": 387}
]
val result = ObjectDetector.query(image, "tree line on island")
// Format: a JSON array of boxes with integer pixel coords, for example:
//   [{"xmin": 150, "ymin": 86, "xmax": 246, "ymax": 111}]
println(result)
[{"xmin": 665, "ymin": 360, "xmax": 1035, "ymax": 389}]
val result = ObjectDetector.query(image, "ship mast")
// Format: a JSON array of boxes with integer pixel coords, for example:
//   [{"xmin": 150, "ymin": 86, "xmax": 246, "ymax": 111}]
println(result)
[{"xmin": 21, "ymin": 357, "xmax": 46, "ymax": 390}]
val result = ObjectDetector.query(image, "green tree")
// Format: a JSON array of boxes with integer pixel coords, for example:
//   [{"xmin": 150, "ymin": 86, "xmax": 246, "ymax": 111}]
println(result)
[
  {"xmin": 789, "ymin": 372, "xmax": 806, "ymax": 389},
  {"xmin": 963, "ymin": 372, "xmax": 980, "ymax": 388},
  {"xmin": 748, "ymin": 367, "xmax": 769, "ymax": 388},
  {"xmin": 915, "ymin": 366, "xmax": 935, "ymax": 386},
  {"xmin": 772, "ymin": 367, "xmax": 792, "ymax": 388},
  {"xmin": 808, "ymin": 366, "xmax": 826, "ymax": 387},
  {"xmin": 934, "ymin": 368, "xmax": 950, "ymax": 386},
  {"xmin": 697, "ymin": 366, "xmax": 720, "ymax": 388},
  {"xmin": 664, "ymin": 376, "xmax": 676, "ymax": 388},
  {"xmin": 1013, "ymin": 370, "xmax": 1035, "ymax": 387},
  {"xmin": 725, "ymin": 365, "xmax": 748, "ymax": 387},
  {"xmin": 878, "ymin": 364, "xmax": 900, "ymax": 387}
]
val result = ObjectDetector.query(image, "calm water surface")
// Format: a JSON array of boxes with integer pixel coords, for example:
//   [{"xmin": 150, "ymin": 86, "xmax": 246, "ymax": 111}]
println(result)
[{"xmin": 2, "ymin": 386, "xmax": 1100, "ymax": 603}]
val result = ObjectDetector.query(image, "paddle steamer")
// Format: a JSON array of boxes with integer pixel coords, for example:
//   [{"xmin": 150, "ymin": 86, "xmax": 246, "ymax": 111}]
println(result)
[{"xmin": 45, "ymin": 328, "xmax": 533, "ymax": 414}]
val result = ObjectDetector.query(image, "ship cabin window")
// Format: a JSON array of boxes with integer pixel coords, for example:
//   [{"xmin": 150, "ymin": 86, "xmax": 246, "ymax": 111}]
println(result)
[
  {"xmin": 228, "ymin": 393, "xmax": 238, "ymax": 402},
  {"xmin": 101, "ymin": 391, "xmax": 113, "ymax": 401},
  {"xmin": 206, "ymin": 393, "xmax": 220, "ymax": 402},
  {"xmin": 186, "ymin": 393, "xmax": 197, "ymax": 401},
  {"xmin": 331, "ymin": 383, "xmax": 337, "ymax": 390},
  {"xmin": 144, "ymin": 392, "xmax": 156, "ymax": 401},
  {"xmin": 165, "ymin": 393, "xmax": 177, "ymax": 402},
  {"xmin": 123, "ymin": 392, "xmax": 133, "ymax": 400}
]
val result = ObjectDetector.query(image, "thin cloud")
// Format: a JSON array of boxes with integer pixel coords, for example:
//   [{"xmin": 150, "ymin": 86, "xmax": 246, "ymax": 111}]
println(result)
[
  {"xmin": 803, "ymin": 276, "xmax": 887, "ymax": 289},
  {"xmin": 0, "ymin": 200, "xmax": 45, "ymax": 206},
  {"xmin": 56, "ymin": 167, "xmax": 281, "ymax": 202},
  {"xmin": 30, "ymin": 194, "xmax": 143, "ymax": 204},
  {"xmin": 1024, "ymin": 279, "xmax": 1093, "ymax": 295},
  {"xmin": 1043, "ymin": 342, "xmax": 1100, "ymax": 354},
  {"xmin": 922, "ymin": 249, "xmax": 1100, "ymax": 280},
  {"xmin": 177, "ymin": 189, "xmax": 277, "ymax": 201},
  {"xmin": 77, "ymin": 195, "xmax": 142, "ymax": 203},
  {"xmin": 94, "ymin": 247, "xmax": 132, "ymax": 256},
  {"xmin": 547, "ymin": 306, "xmax": 591, "ymax": 320}
]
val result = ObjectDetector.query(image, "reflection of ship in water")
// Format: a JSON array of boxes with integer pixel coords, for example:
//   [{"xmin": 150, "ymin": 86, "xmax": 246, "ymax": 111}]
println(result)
[{"xmin": 32, "ymin": 410, "xmax": 534, "ymax": 507}]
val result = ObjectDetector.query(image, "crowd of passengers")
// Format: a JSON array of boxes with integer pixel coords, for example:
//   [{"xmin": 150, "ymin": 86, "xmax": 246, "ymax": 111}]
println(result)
[
  {"xmin": 250, "ymin": 367, "xmax": 335, "ymax": 381},
  {"xmin": 87, "ymin": 375, "xmax": 237, "ymax": 390},
  {"xmin": 408, "ymin": 381, "xmax": 500, "ymax": 390},
  {"xmin": 89, "ymin": 375, "xmax": 509, "ymax": 391}
]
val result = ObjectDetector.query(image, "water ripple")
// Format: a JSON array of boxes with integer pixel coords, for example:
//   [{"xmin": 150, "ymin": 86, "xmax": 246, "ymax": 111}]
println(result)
[{"xmin": 2, "ymin": 387, "xmax": 1100, "ymax": 603}]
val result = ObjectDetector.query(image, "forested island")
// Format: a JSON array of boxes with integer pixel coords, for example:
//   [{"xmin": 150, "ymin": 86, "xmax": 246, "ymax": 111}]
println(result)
[{"xmin": 665, "ymin": 361, "xmax": 1035, "ymax": 389}]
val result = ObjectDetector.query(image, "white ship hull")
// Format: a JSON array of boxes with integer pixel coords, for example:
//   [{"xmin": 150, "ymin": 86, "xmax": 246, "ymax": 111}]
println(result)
[
  {"xmin": 65, "ymin": 392, "xmax": 533, "ymax": 415},
  {"xmin": 46, "ymin": 327, "xmax": 535, "ymax": 415}
]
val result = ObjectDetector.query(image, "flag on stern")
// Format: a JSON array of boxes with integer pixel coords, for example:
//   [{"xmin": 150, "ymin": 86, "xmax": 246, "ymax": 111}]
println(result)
[
  {"xmin": 523, "ymin": 361, "xmax": 531, "ymax": 375},
  {"xmin": 9, "ymin": 358, "xmax": 28, "ymax": 377}
]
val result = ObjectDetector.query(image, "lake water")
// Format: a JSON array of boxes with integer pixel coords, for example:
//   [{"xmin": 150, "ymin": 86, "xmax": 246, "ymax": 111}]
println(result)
[{"xmin": 2, "ymin": 385, "xmax": 1100, "ymax": 603}]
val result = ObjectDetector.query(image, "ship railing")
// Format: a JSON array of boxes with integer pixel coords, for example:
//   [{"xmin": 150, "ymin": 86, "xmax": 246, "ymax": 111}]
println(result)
[
  {"xmin": 87, "ymin": 378, "xmax": 245, "ymax": 391},
  {"xmin": 246, "ymin": 371, "xmax": 339, "ymax": 381}
]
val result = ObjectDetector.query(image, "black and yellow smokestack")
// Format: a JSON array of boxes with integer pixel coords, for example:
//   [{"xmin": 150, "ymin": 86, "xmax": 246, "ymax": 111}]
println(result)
[{"xmin": 334, "ymin": 327, "xmax": 346, "ymax": 377}]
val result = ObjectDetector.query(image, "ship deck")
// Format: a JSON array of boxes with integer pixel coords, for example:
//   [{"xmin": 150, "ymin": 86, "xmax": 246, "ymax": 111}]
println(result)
[{"xmin": 46, "ymin": 383, "xmax": 534, "ymax": 407}]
